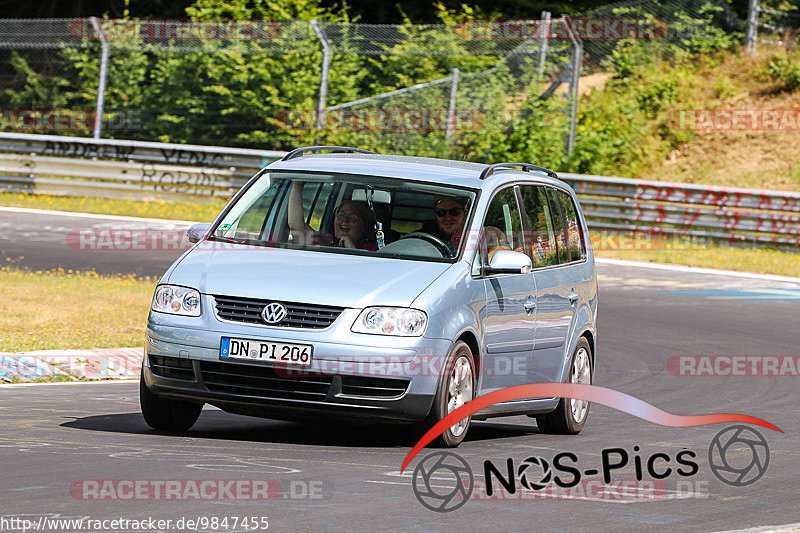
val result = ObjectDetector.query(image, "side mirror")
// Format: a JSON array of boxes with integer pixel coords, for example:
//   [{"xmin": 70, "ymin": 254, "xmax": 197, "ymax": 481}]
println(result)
[
  {"xmin": 484, "ymin": 250, "xmax": 532, "ymax": 275},
  {"xmin": 187, "ymin": 223, "xmax": 212, "ymax": 243}
]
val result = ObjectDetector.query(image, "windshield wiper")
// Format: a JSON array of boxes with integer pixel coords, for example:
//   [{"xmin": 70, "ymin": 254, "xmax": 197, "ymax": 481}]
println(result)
[{"xmin": 207, "ymin": 234, "xmax": 273, "ymax": 247}]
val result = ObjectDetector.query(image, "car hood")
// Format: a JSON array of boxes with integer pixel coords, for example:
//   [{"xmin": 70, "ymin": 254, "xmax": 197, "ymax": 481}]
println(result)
[{"xmin": 166, "ymin": 241, "xmax": 453, "ymax": 308}]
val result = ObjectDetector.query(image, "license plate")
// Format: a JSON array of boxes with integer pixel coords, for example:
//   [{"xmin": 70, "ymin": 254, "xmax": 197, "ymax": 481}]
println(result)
[{"xmin": 220, "ymin": 337, "xmax": 312, "ymax": 367}]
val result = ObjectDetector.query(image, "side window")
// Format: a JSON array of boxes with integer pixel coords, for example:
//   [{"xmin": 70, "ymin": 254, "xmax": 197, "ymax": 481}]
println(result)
[
  {"xmin": 483, "ymin": 187, "xmax": 524, "ymax": 262},
  {"xmin": 545, "ymin": 188, "xmax": 570, "ymax": 264},
  {"xmin": 303, "ymin": 182, "xmax": 334, "ymax": 231},
  {"xmin": 519, "ymin": 185, "xmax": 558, "ymax": 268},
  {"xmin": 558, "ymin": 190, "xmax": 586, "ymax": 262},
  {"xmin": 231, "ymin": 181, "xmax": 281, "ymax": 240}
]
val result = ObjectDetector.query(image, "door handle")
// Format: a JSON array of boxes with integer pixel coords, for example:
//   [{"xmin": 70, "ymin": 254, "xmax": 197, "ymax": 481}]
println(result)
[
  {"xmin": 568, "ymin": 291, "xmax": 579, "ymax": 305},
  {"xmin": 524, "ymin": 301, "xmax": 536, "ymax": 313}
]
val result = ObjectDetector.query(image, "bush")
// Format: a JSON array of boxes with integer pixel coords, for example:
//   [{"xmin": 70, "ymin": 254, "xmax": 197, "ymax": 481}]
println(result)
[{"xmin": 767, "ymin": 54, "xmax": 800, "ymax": 91}]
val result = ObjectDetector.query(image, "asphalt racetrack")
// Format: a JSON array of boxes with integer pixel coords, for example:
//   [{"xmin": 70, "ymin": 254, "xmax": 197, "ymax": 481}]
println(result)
[{"xmin": 1, "ymin": 208, "xmax": 799, "ymax": 532}]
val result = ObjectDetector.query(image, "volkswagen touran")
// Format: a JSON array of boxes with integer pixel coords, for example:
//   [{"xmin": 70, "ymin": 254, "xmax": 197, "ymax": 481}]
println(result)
[{"xmin": 140, "ymin": 146, "xmax": 598, "ymax": 447}]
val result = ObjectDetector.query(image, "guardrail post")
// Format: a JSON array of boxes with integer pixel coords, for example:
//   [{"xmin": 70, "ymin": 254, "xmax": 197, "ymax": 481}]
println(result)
[
  {"xmin": 445, "ymin": 68, "xmax": 459, "ymax": 139},
  {"xmin": 745, "ymin": 0, "xmax": 760, "ymax": 54},
  {"xmin": 89, "ymin": 17, "xmax": 110, "ymax": 139},
  {"xmin": 311, "ymin": 20, "xmax": 331, "ymax": 130}
]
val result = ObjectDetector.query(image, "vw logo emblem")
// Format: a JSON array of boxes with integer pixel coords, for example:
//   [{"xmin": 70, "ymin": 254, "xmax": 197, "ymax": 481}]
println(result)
[{"xmin": 262, "ymin": 303, "xmax": 287, "ymax": 325}]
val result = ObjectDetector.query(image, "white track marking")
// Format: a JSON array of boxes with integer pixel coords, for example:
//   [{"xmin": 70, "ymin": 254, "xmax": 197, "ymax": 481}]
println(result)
[
  {"xmin": 0, "ymin": 206, "xmax": 195, "ymax": 225},
  {"xmin": 713, "ymin": 523, "xmax": 800, "ymax": 533},
  {"xmin": 596, "ymin": 258, "xmax": 800, "ymax": 284},
  {"xmin": 0, "ymin": 379, "xmax": 139, "ymax": 388}
]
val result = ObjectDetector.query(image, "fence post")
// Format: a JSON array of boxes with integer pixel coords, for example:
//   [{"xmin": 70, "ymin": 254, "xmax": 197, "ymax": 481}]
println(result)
[
  {"xmin": 89, "ymin": 17, "xmax": 110, "ymax": 139},
  {"xmin": 538, "ymin": 11, "xmax": 551, "ymax": 79},
  {"xmin": 311, "ymin": 20, "xmax": 331, "ymax": 130},
  {"xmin": 564, "ymin": 19, "xmax": 582, "ymax": 158},
  {"xmin": 745, "ymin": 0, "xmax": 760, "ymax": 54},
  {"xmin": 445, "ymin": 68, "xmax": 459, "ymax": 139}
]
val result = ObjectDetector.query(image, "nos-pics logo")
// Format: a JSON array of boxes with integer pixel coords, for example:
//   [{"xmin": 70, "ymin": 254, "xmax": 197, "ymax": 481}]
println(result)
[{"xmin": 411, "ymin": 425, "xmax": 770, "ymax": 512}]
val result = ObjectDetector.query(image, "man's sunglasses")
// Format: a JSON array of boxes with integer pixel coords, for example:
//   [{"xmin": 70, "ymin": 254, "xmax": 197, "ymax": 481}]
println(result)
[{"xmin": 435, "ymin": 207, "xmax": 463, "ymax": 218}]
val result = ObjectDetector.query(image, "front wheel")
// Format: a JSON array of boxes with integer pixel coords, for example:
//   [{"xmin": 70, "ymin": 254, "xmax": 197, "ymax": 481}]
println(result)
[
  {"xmin": 412, "ymin": 341, "xmax": 475, "ymax": 448},
  {"xmin": 535, "ymin": 337, "xmax": 592, "ymax": 434},
  {"xmin": 139, "ymin": 375, "xmax": 203, "ymax": 431}
]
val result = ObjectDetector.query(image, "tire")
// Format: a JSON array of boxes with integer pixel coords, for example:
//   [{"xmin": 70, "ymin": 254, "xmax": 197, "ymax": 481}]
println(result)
[
  {"xmin": 412, "ymin": 341, "xmax": 475, "ymax": 448},
  {"xmin": 535, "ymin": 337, "xmax": 592, "ymax": 435},
  {"xmin": 139, "ymin": 375, "xmax": 203, "ymax": 431}
]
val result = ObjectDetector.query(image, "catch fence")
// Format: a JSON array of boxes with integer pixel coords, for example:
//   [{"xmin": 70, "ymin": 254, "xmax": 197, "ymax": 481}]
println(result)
[{"xmin": 0, "ymin": 0, "xmax": 743, "ymax": 160}]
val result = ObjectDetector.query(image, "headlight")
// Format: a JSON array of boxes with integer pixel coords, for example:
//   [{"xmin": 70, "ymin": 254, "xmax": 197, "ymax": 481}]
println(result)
[
  {"xmin": 151, "ymin": 285, "xmax": 201, "ymax": 317},
  {"xmin": 352, "ymin": 307, "xmax": 427, "ymax": 336}
]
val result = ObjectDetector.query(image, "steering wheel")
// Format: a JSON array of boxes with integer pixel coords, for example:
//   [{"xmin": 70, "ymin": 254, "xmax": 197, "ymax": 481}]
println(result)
[{"xmin": 399, "ymin": 231, "xmax": 451, "ymax": 256}]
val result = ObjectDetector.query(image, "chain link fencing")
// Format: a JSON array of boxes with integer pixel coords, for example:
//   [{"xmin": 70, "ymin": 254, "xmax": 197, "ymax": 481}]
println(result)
[
  {"xmin": 745, "ymin": 0, "xmax": 800, "ymax": 51},
  {"xmin": 0, "ymin": 0, "xmax": 744, "ymax": 162}
]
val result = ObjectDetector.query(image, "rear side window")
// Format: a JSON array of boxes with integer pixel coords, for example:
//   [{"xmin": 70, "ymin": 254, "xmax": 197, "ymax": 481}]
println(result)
[
  {"xmin": 518, "ymin": 185, "xmax": 558, "ymax": 268},
  {"xmin": 557, "ymin": 189, "xmax": 586, "ymax": 262},
  {"xmin": 545, "ymin": 188, "xmax": 571, "ymax": 264},
  {"xmin": 483, "ymin": 187, "xmax": 524, "ymax": 260}
]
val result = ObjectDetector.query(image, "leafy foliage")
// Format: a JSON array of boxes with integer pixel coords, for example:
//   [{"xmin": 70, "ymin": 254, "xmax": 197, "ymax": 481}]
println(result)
[
  {"xmin": 0, "ymin": 0, "xmax": 747, "ymax": 178},
  {"xmin": 766, "ymin": 54, "xmax": 800, "ymax": 90}
]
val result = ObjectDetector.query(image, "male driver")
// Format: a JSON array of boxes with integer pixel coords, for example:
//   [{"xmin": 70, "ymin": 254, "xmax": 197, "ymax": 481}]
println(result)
[{"xmin": 427, "ymin": 196, "xmax": 467, "ymax": 255}]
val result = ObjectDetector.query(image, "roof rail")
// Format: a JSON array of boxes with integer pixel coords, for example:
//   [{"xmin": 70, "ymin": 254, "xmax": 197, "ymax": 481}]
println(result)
[
  {"xmin": 281, "ymin": 145, "xmax": 376, "ymax": 161},
  {"xmin": 479, "ymin": 162, "xmax": 558, "ymax": 180}
]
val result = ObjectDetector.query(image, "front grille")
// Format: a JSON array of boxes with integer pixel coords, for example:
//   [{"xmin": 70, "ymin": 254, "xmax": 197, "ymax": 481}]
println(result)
[
  {"xmin": 212, "ymin": 295, "xmax": 344, "ymax": 329},
  {"xmin": 340, "ymin": 376, "xmax": 410, "ymax": 399},
  {"xmin": 200, "ymin": 361, "xmax": 333, "ymax": 401},
  {"xmin": 150, "ymin": 355, "xmax": 195, "ymax": 381}
]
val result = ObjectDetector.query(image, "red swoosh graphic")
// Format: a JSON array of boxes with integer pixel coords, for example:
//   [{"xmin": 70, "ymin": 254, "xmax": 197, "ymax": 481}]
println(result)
[{"xmin": 401, "ymin": 383, "xmax": 782, "ymax": 473}]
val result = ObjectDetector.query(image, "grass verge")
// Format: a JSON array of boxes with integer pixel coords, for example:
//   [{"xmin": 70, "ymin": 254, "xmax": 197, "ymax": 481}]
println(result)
[
  {"xmin": 0, "ymin": 267, "xmax": 155, "ymax": 352},
  {"xmin": 591, "ymin": 233, "xmax": 800, "ymax": 278},
  {"xmin": 2, "ymin": 375, "xmax": 95, "ymax": 384},
  {"xmin": 0, "ymin": 192, "xmax": 227, "ymax": 222}
]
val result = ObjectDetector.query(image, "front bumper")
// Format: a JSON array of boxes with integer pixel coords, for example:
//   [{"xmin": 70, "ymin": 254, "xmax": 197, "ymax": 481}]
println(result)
[{"xmin": 143, "ymin": 317, "xmax": 453, "ymax": 422}]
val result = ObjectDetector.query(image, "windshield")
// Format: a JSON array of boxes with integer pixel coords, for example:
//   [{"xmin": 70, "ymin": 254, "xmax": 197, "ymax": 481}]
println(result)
[{"xmin": 211, "ymin": 171, "xmax": 478, "ymax": 262}]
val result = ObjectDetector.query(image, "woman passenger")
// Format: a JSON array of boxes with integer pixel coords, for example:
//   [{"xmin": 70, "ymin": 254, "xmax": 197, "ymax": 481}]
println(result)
[{"xmin": 288, "ymin": 181, "xmax": 378, "ymax": 251}]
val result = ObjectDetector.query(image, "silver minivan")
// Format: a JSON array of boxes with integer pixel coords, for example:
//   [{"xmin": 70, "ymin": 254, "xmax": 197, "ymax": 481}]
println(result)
[{"xmin": 140, "ymin": 147, "xmax": 598, "ymax": 447}]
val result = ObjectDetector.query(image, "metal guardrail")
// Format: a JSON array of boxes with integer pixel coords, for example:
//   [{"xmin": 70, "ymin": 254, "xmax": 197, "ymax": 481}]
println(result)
[
  {"xmin": 0, "ymin": 132, "xmax": 284, "ymax": 202},
  {"xmin": 0, "ymin": 133, "xmax": 798, "ymax": 249},
  {"xmin": 560, "ymin": 173, "xmax": 800, "ymax": 249}
]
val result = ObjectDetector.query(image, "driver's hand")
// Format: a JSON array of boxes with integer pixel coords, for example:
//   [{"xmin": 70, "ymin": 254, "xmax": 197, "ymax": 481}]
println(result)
[{"xmin": 339, "ymin": 236, "xmax": 356, "ymax": 248}]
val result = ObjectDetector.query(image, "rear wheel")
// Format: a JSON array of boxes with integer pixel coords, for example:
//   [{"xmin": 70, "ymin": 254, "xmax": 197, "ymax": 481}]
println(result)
[
  {"xmin": 139, "ymin": 375, "xmax": 203, "ymax": 431},
  {"xmin": 412, "ymin": 341, "xmax": 475, "ymax": 448},
  {"xmin": 535, "ymin": 337, "xmax": 592, "ymax": 434}
]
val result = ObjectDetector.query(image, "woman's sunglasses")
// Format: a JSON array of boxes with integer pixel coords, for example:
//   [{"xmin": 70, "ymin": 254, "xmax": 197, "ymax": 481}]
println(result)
[
  {"xmin": 336, "ymin": 213, "xmax": 362, "ymax": 222},
  {"xmin": 435, "ymin": 207, "xmax": 463, "ymax": 218}
]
